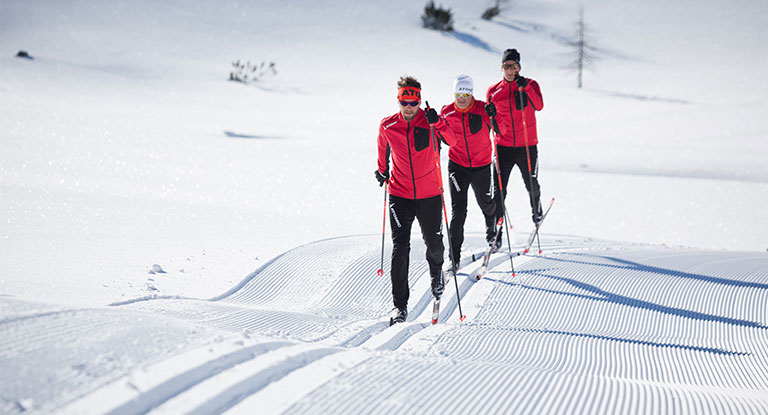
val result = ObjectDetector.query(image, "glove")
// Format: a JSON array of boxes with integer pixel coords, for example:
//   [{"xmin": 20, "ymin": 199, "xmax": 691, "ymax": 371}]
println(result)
[
  {"xmin": 484, "ymin": 102, "xmax": 497, "ymax": 117},
  {"xmin": 375, "ymin": 170, "xmax": 389, "ymax": 187},
  {"xmin": 426, "ymin": 108, "xmax": 439, "ymax": 124},
  {"xmin": 515, "ymin": 76, "xmax": 528, "ymax": 88}
]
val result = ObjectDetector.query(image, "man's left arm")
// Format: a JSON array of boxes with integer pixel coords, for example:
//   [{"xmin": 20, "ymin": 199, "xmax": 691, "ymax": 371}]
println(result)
[
  {"xmin": 433, "ymin": 117, "xmax": 457, "ymax": 146},
  {"xmin": 525, "ymin": 80, "xmax": 544, "ymax": 111}
]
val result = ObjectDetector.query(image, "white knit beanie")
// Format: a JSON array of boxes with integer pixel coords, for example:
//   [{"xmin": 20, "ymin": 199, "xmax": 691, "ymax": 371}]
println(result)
[{"xmin": 454, "ymin": 74, "xmax": 473, "ymax": 95}]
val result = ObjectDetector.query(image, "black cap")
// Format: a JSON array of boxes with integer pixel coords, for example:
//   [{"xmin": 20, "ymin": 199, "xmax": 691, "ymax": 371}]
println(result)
[{"xmin": 502, "ymin": 48, "xmax": 520, "ymax": 63}]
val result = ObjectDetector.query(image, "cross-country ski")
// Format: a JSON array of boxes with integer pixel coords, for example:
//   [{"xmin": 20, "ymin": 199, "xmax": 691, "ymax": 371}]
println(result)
[
  {"xmin": 431, "ymin": 297, "xmax": 441, "ymax": 325},
  {"xmin": 476, "ymin": 217, "xmax": 505, "ymax": 280},
  {"xmin": 523, "ymin": 197, "xmax": 555, "ymax": 255}
]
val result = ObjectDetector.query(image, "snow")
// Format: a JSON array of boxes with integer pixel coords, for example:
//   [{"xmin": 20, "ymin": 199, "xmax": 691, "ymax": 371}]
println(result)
[{"xmin": 1, "ymin": 0, "xmax": 767, "ymax": 413}]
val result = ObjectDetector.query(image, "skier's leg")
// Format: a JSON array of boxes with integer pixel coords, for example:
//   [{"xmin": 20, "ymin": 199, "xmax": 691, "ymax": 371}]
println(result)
[
  {"xmin": 416, "ymin": 195, "xmax": 446, "ymax": 298},
  {"xmin": 389, "ymin": 195, "xmax": 416, "ymax": 310},
  {"xmin": 518, "ymin": 146, "xmax": 542, "ymax": 223},
  {"xmin": 493, "ymin": 145, "xmax": 515, "ymax": 239},
  {"xmin": 448, "ymin": 161, "xmax": 471, "ymax": 267},
  {"xmin": 471, "ymin": 164, "xmax": 497, "ymax": 243}
]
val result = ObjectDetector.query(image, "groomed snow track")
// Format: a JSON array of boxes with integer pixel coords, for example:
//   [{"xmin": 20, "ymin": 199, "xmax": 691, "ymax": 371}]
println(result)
[{"xmin": 3, "ymin": 234, "xmax": 768, "ymax": 414}]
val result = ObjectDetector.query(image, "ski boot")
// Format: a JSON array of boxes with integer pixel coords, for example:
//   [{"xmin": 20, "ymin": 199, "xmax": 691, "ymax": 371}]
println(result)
[
  {"xmin": 389, "ymin": 307, "xmax": 407, "ymax": 326},
  {"xmin": 532, "ymin": 203, "xmax": 543, "ymax": 225},
  {"xmin": 491, "ymin": 235, "xmax": 502, "ymax": 254},
  {"xmin": 443, "ymin": 262, "xmax": 457, "ymax": 284},
  {"xmin": 431, "ymin": 272, "xmax": 444, "ymax": 299}
]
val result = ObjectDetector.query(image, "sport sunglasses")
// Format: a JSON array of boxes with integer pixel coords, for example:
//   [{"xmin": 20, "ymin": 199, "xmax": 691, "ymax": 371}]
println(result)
[{"xmin": 399, "ymin": 101, "xmax": 420, "ymax": 107}]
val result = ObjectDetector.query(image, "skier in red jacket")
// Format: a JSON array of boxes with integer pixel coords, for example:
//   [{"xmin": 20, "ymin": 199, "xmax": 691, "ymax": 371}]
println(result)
[
  {"xmin": 485, "ymin": 48, "xmax": 544, "ymax": 248},
  {"xmin": 375, "ymin": 76, "xmax": 456, "ymax": 325},
  {"xmin": 439, "ymin": 74, "xmax": 498, "ymax": 275}
]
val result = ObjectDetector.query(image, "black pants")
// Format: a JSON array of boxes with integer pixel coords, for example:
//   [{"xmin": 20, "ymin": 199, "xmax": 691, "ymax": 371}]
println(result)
[
  {"xmin": 389, "ymin": 194, "xmax": 444, "ymax": 310},
  {"xmin": 448, "ymin": 160, "xmax": 496, "ymax": 264},
  {"xmin": 494, "ymin": 145, "xmax": 542, "ymax": 221}
]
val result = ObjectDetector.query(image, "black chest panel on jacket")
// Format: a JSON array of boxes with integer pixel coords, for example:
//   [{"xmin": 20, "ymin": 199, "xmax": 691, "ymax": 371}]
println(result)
[
  {"xmin": 413, "ymin": 126, "xmax": 430, "ymax": 151},
  {"xmin": 513, "ymin": 91, "xmax": 529, "ymax": 110},
  {"xmin": 468, "ymin": 113, "xmax": 483, "ymax": 135}
]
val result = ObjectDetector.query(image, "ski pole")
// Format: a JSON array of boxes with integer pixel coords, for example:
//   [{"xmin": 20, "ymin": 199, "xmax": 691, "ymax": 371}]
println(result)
[
  {"xmin": 427, "ymin": 101, "xmax": 465, "ymax": 322},
  {"xmin": 377, "ymin": 181, "xmax": 388, "ymax": 276},
  {"xmin": 517, "ymin": 84, "xmax": 543, "ymax": 254},
  {"xmin": 489, "ymin": 121, "xmax": 516, "ymax": 277}
]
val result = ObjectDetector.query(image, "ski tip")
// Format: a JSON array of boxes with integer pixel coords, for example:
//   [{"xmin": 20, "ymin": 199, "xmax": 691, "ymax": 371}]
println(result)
[{"xmin": 377, "ymin": 269, "xmax": 383, "ymax": 276}]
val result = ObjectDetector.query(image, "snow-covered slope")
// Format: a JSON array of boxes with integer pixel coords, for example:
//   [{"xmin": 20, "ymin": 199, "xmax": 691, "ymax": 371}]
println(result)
[
  {"xmin": 1, "ymin": 0, "xmax": 767, "ymax": 413},
  {"xmin": 1, "ymin": 0, "xmax": 766, "ymax": 304},
  {"xmin": 4, "ymin": 235, "xmax": 768, "ymax": 413}
]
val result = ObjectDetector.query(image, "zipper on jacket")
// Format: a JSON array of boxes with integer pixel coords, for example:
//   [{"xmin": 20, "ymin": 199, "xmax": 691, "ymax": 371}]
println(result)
[
  {"xmin": 406, "ymin": 121, "xmax": 417, "ymax": 199},
  {"xmin": 462, "ymin": 113, "xmax": 472, "ymax": 168}
]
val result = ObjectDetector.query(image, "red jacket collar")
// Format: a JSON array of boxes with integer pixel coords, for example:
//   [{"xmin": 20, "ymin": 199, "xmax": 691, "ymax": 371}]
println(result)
[{"xmin": 453, "ymin": 98, "xmax": 475, "ymax": 113}]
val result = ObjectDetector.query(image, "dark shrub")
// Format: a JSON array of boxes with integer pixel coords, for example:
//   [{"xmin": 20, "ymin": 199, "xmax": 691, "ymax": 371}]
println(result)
[
  {"xmin": 422, "ymin": 1, "xmax": 453, "ymax": 32},
  {"xmin": 229, "ymin": 60, "xmax": 277, "ymax": 84},
  {"xmin": 481, "ymin": 6, "xmax": 500, "ymax": 20}
]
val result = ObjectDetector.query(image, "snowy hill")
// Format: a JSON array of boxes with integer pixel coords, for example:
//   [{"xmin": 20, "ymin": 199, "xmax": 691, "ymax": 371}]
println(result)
[
  {"xmin": 1, "ymin": 0, "xmax": 767, "ymax": 413},
  {"xmin": 4, "ymin": 235, "xmax": 768, "ymax": 413}
]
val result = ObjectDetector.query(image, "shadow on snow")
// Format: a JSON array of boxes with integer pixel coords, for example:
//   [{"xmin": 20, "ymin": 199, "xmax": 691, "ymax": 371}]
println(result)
[
  {"xmin": 513, "ymin": 326, "xmax": 750, "ymax": 356},
  {"xmin": 444, "ymin": 30, "xmax": 500, "ymax": 55},
  {"xmin": 486, "ymin": 268, "xmax": 766, "ymax": 330},
  {"xmin": 223, "ymin": 130, "xmax": 283, "ymax": 139},
  {"xmin": 545, "ymin": 253, "xmax": 768, "ymax": 290},
  {"xmin": 491, "ymin": 19, "xmax": 636, "ymax": 61}
]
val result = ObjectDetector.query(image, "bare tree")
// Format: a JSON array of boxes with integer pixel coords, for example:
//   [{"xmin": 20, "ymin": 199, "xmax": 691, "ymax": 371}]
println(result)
[{"xmin": 568, "ymin": 7, "xmax": 598, "ymax": 88}]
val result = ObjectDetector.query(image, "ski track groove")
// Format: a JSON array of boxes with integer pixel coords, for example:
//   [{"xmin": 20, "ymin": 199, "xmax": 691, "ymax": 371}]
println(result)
[
  {"xmin": 13, "ymin": 234, "xmax": 768, "ymax": 413},
  {"xmin": 104, "ymin": 341, "xmax": 291, "ymax": 415},
  {"xmin": 186, "ymin": 347, "xmax": 340, "ymax": 414},
  {"xmin": 0, "ymin": 306, "xmax": 223, "ymax": 414},
  {"xmin": 225, "ymin": 349, "xmax": 373, "ymax": 415}
]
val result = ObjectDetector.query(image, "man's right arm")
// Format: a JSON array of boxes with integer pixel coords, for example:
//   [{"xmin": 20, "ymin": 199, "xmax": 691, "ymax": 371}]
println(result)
[{"xmin": 377, "ymin": 123, "xmax": 390, "ymax": 176}]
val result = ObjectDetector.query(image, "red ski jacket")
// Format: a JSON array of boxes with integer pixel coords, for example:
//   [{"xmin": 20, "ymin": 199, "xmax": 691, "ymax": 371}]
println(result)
[
  {"xmin": 377, "ymin": 109, "xmax": 456, "ymax": 199},
  {"xmin": 485, "ymin": 77, "xmax": 543, "ymax": 147},
  {"xmin": 440, "ymin": 98, "xmax": 498, "ymax": 168}
]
